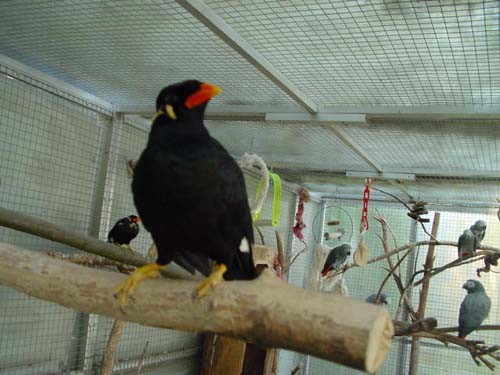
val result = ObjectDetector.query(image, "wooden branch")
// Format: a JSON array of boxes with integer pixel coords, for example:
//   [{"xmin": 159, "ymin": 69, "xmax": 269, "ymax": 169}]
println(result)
[
  {"xmin": 0, "ymin": 242, "xmax": 394, "ymax": 374},
  {"xmin": 417, "ymin": 212, "xmax": 440, "ymax": 319},
  {"xmin": 408, "ymin": 331, "xmax": 500, "ymax": 370},
  {"xmin": 393, "ymin": 318, "xmax": 438, "ymax": 336},
  {"xmin": 290, "ymin": 363, "xmax": 304, "ymax": 375},
  {"xmin": 374, "ymin": 216, "xmax": 415, "ymax": 318},
  {"xmin": 434, "ymin": 325, "xmax": 500, "ymax": 333},
  {"xmin": 0, "ymin": 206, "xmax": 197, "ymax": 280},
  {"xmin": 101, "ymin": 319, "xmax": 125, "ymax": 375},
  {"xmin": 409, "ymin": 212, "xmax": 440, "ymax": 375},
  {"xmin": 137, "ymin": 340, "xmax": 150, "ymax": 375},
  {"xmin": 283, "ymin": 240, "xmax": 308, "ymax": 273},
  {"xmin": 331, "ymin": 240, "xmax": 499, "ymax": 277},
  {"xmin": 412, "ymin": 253, "xmax": 487, "ymax": 288}
]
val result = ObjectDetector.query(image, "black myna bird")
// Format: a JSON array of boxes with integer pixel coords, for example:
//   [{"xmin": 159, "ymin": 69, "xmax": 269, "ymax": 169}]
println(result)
[
  {"xmin": 114, "ymin": 80, "xmax": 256, "ymax": 305},
  {"xmin": 108, "ymin": 215, "xmax": 140, "ymax": 253}
]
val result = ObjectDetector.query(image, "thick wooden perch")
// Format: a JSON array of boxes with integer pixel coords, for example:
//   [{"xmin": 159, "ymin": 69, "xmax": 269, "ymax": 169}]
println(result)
[{"xmin": 0, "ymin": 242, "xmax": 394, "ymax": 374}]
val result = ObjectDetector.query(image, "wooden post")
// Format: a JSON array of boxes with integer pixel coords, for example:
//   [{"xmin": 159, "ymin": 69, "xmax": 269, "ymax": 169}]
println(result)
[{"xmin": 408, "ymin": 212, "xmax": 441, "ymax": 375}]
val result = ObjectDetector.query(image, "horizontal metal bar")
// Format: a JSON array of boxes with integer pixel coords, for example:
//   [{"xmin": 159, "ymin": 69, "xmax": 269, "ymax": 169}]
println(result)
[
  {"xmin": 322, "ymin": 195, "xmax": 498, "ymax": 209},
  {"xmin": 346, "ymin": 171, "xmax": 416, "ymax": 181},
  {"xmin": 175, "ymin": 0, "xmax": 317, "ymax": 113},
  {"xmin": 116, "ymin": 104, "xmax": 500, "ymax": 119},
  {"xmin": 265, "ymin": 112, "xmax": 367, "ymax": 124},
  {"xmin": 273, "ymin": 167, "xmax": 500, "ymax": 180}
]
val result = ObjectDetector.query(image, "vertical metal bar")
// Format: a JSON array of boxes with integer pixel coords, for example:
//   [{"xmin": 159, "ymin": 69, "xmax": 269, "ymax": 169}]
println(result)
[
  {"xmin": 78, "ymin": 112, "xmax": 125, "ymax": 373},
  {"xmin": 396, "ymin": 219, "xmax": 418, "ymax": 375},
  {"xmin": 303, "ymin": 200, "xmax": 326, "ymax": 375}
]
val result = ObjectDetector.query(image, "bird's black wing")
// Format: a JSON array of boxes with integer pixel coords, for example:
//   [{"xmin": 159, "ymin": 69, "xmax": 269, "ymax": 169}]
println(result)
[
  {"xmin": 209, "ymin": 138, "xmax": 256, "ymax": 280},
  {"xmin": 107, "ymin": 221, "xmax": 126, "ymax": 243}
]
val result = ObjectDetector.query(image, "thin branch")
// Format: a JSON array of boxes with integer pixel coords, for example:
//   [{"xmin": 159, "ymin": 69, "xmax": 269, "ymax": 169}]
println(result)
[
  {"xmin": 0, "ymin": 242, "xmax": 394, "ymax": 374},
  {"xmin": 434, "ymin": 325, "xmax": 500, "ymax": 333},
  {"xmin": 407, "ymin": 331, "xmax": 500, "ymax": 370},
  {"xmin": 101, "ymin": 319, "xmax": 125, "ymax": 375},
  {"xmin": 393, "ymin": 318, "xmax": 437, "ymax": 336},
  {"xmin": 290, "ymin": 363, "xmax": 304, "ymax": 375},
  {"xmin": 0, "ymin": 206, "xmax": 200, "ymax": 280},
  {"xmin": 283, "ymin": 240, "xmax": 308, "ymax": 273},
  {"xmin": 254, "ymin": 223, "xmax": 265, "ymax": 245},
  {"xmin": 371, "ymin": 186, "xmax": 412, "ymax": 211},
  {"xmin": 330, "ymin": 241, "xmax": 499, "ymax": 277},
  {"xmin": 412, "ymin": 254, "xmax": 487, "ymax": 287},
  {"xmin": 374, "ymin": 248, "xmax": 416, "ymax": 319},
  {"xmin": 137, "ymin": 340, "xmax": 150, "ymax": 375},
  {"xmin": 374, "ymin": 216, "xmax": 415, "ymax": 318}
]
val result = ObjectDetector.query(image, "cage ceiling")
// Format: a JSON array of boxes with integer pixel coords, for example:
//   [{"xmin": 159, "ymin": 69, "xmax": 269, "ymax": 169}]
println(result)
[{"xmin": 0, "ymin": 0, "xmax": 499, "ymax": 207}]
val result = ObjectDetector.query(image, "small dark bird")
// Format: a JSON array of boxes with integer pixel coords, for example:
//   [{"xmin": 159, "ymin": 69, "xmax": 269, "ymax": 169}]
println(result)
[
  {"xmin": 115, "ymin": 80, "xmax": 256, "ymax": 305},
  {"xmin": 458, "ymin": 220, "xmax": 487, "ymax": 259},
  {"xmin": 366, "ymin": 293, "xmax": 391, "ymax": 305},
  {"xmin": 108, "ymin": 215, "xmax": 140, "ymax": 253},
  {"xmin": 458, "ymin": 279, "xmax": 491, "ymax": 338},
  {"xmin": 321, "ymin": 243, "xmax": 351, "ymax": 277}
]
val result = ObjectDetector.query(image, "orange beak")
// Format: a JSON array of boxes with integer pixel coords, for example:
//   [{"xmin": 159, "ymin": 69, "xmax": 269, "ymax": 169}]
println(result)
[
  {"xmin": 184, "ymin": 83, "xmax": 222, "ymax": 109},
  {"xmin": 132, "ymin": 217, "xmax": 141, "ymax": 223}
]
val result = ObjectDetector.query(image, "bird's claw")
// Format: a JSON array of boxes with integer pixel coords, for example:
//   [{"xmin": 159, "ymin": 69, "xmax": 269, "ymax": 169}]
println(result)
[
  {"xmin": 195, "ymin": 263, "xmax": 227, "ymax": 298},
  {"xmin": 113, "ymin": 263, "xmax": 165, "ymax": 307},
  {"xmin": 113, "ymin": 277, "xmax": 139, "ymax": 307}
]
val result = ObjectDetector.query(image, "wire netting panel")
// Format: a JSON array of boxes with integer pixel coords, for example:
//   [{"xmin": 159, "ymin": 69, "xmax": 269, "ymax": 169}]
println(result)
[
  {"xmin": 206, "ymin": 120, "xmax": 371, "ymax": 172},
  {"xmin": 207, "ymin": 0, "xmax": 499, "ymax": 106},
  {"xmin": 409, "ymin": 210, "xmax": 500, "ymax": 374},
  {"xmin": 0, "ymin": 0, "xmax": 295, "ymax": 108},
  {"xmin": 278, "ymin": 200, "xmax": 321, "ymax": 375},
  {"xmin": 140, "ymin": 355, "xmax": 201, "ymax": 375},
  {"xmin": 86, "ymin": 116, "xmax": 202, "ymax": 372},
  {"xmin": 0, "ymin": 72, "xmax": 108, "ymax": 374},
  {"xmin": 306, "ymin": 200, "xmax": 413, "ymax": 375},
  {"xmin": 343, "ymin": 118, "xmax": 500, "ymax": 173}
]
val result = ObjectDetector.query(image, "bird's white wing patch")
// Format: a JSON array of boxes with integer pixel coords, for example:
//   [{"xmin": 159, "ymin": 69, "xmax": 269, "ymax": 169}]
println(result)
[{"xmin": 239, "ymin": 237, "xmax": 250, "ymax": 253}]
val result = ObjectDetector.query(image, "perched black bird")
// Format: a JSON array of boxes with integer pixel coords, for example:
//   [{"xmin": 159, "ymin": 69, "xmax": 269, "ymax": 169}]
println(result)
[
  {"xmin": 115, "ymin": 80, "xmax": 256, "ymax": 304},
  {"xmin": 458, "ymin": 280, "xmax": 491, "ymax": 338},
  {"xmin": 321, "ymin": 243, "xmax": 351, "ymax": 277},
  {"xmin": 108, "ymin": 215, "xmax": 140, "ymax": 252}
]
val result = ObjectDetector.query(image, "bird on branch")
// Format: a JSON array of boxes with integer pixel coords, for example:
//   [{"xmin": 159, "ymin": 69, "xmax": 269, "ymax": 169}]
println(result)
[
  {"xmin": 114, "ymin": 80, "xmax": 257, "ymax": 306},
  {"xmin": 107, "ymin": 215, "xmax": 140, "ymax": 254}
]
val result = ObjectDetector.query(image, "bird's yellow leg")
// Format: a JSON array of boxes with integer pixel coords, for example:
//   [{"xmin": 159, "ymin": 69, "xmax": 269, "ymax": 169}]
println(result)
[
  {"xmin": 114, "ymin": 263, "xmax": 165, "ymax": 306},
  {"xmin": 196, "ymin": 263, "xmax": 228, "ymax": 297}
]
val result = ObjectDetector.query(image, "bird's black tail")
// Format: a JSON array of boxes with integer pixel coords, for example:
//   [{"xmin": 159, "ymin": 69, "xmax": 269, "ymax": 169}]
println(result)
[{"xmin": 224, "ymin": 251, "xmax": 257, "ymax": 280}]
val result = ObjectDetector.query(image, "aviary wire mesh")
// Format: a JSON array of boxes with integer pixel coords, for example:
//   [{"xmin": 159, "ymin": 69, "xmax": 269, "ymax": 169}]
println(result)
[
  {"xmin": 306, "ymin": 200, "xmax": 500, "ymax": 375},
  {"xmin": 0, "ymin": 0, "xmax": 294, "ymax": 108},
  {"xmin": 0, "ymin": 0, "xmax": 499, "ymax": 374},
  {"xmin": 0, "ymin": 64, "xmax": 309, "ymax": 375},
  {"xmin": 0, "ymin": 66, "xmax": 206, "ymax": 374},
  {"xmin": 204, "ymin": 0, "xmax": 500, "ymax": 106}
]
